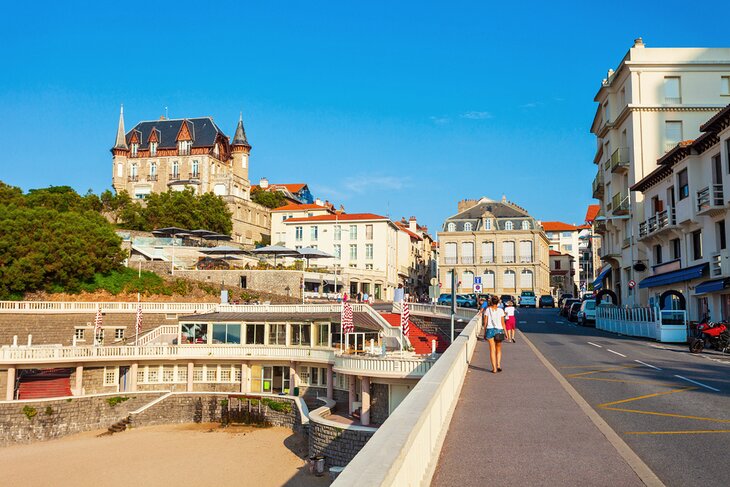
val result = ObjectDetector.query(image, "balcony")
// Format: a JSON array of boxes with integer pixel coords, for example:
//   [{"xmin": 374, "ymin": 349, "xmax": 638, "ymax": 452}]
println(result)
[
  {"xmin": 480, "ymin": 256, "xmax": 494, "ymax": 264},
  {"xmin": 592, "ymin": 172, "xmax": 604, "ymax": 198},
  {"xmin": 600, "ymin": 247, "xmax": 620, "ymax": 261},
  {"xmin": 622, "ymin": 236, "xmax": 631, "ymax": 249},
  {"xmin": 502, "ymin": 256, "xmax": 515, "ymax": 264},
  {"xmin": 594, "ymin": 220, "xmax": 607, "ymax": 234},
  {"xmin": 189, "ymin": 172, "xmax": 200, "ymax": 181},
  {"xmin": 697, "ymin": 184, "xmax": 724, "ymax": 216},
  {"xmin": 609, "ymin": 147, "xmax": 630, "ymax": 173},
  {"xmin": 638, "ymin": 207, "xmax": 677, "ymax": 240},
  {"xmin": 612, "ymin": 192, "xmax": 629, "ymax": 216},
  {"xmin": 169, "ymin": 173, "xmax": 180, "ymax": 181},
  {"xmin": 444, "ymin": 257, "xmax": 458, "ymax": 265},
  {"xmin": 147, "ymin": 174, "xmax": 158, "ymax": 182},
  {"xmin": 519, "ymin": 256, "xmax": 533, "ymax": 264},
  {"xmin": 711, "ymin": 253, "xmax": 722, "ymax": 277},
  {"xmin": 461, "ymin": 256, "xmax": 475, "ymax": 264},
  {"xmin": 127, "ymin": 175, "xmax": 139, "ymax": 182}
]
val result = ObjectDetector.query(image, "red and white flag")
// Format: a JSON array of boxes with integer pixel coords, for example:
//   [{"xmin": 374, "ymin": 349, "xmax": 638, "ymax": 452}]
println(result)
[
  {"xmin": 135, "ymin": 302, "xmax": 143, "ymax": 337},
  {"xmin": 400, "ymin": 302, "xmax": 410, "ymax": 337},
  {"xmin": 93, "ymin": 306, "xmax": 103, "ymax": 344},
  {"xmin": 341, "ymin": 302, "xmax": 354, "ymax": 334}
]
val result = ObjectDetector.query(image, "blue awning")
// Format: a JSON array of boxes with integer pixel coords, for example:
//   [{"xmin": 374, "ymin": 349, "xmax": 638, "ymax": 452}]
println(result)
[
  {"xmin": 593, "ymin": 265, "xmax": 612, "ymax": 290},
  {"xmin": 638, "ymin": 263, "xmax": 708, "ymax": 289},
  {"xmin": 695, "ymin": 277, "xmax": 730, "ymax": 295}
]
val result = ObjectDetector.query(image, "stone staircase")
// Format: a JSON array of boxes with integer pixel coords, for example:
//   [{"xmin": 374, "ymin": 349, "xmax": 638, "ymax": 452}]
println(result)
[{"xmin": 99, "ymin": 415, "xmax": 132, "ymax": 436}]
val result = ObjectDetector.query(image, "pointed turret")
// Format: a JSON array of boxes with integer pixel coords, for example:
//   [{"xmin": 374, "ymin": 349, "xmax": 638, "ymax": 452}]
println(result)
[
  {"xmin": 231, "ymin": 112, "xmax": 251, "ymax": 149},
  {"xmin": 113, "ymin": 105, "xmax": 128, "ymax": 151}
]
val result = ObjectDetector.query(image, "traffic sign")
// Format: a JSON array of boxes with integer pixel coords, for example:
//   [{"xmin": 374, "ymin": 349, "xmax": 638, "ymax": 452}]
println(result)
[
  {"xmin": 473, "ymin": 283, "xmax": 483, "ymax": 293},
  {"xmin": 474, "ymin": 276, "xmax": 482, "ymax": 284},
  {"xmin": 628, "ymin": 279, "xmax": 636, "ymax": 289}
]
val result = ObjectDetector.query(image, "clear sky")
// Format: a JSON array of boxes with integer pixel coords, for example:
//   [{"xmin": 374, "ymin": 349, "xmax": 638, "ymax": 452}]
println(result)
[{"xmin": 0, "ymin": 1, "xmax": 727, "ymax": 234}]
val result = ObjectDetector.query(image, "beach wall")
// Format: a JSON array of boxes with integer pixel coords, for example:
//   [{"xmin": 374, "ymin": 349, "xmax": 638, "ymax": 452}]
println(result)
[{"xmin": 0, "ymin": 392, "xmax": 164, "ymax": 446}]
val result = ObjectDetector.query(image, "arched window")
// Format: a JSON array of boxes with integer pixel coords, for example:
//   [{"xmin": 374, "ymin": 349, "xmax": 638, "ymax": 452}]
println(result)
[
  {"xmin": 520, "ymin": 270, "xmax": 533, "ymax": 289},
  {"xmin": 149, "ymin": 162, "xmax": 157, "ymax": 179},
  {"xmin": 130, "ymin": 163, "xmax": 138, "ymax": 179},
  {"xmin": 521, "ymin": 220, "xmax": 530, "ymax": 230},
  {"xmin": 172, "ymin": 161, "xmax": 179, "ymax": 178},
  {"xmin": 462, "ymin": 271, "xmax": 474, "ymax": 288},
  {"xmin": 503, "ymin": 270, "xmax": 516, "ymax": 289},
  {"xmin": 464, "ymin": 222, "xmax": 472, "ymax": 232},
  {"xmin": 447, "ymin": 222, "xmax": 456, "ymax": 232},
  {"xmin": 483, "ymin": 270, "xmax": 495, "ymax": 289},
  {"xmin": 505, "ymin": 221, "xmax": 514, "ymax": 231}
]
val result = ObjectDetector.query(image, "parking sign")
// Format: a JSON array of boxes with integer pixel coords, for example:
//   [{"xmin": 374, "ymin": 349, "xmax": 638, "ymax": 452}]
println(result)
[{"xmin": 473, "ymin": 283, "xmax": 482, "ymax": 293}]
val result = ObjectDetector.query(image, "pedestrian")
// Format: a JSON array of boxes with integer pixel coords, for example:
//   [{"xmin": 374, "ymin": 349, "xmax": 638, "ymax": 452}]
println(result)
[
  {"xmin": 363, "ymin": 292, "xmax": 369, "ymax": 303},
  {"xmin": 479, "ymin": 297, "xmax": 488, "ymax": 335},
  {"xmin": 504, "ymin": 300, "xmax": 517, "ymax": 343},
  {"xmin": 484, "ymin": 295, "xmax": 506, "ymax": 373},
  {"xmin": 343, "ymin": 292, "xmax": 349, "ymax": 302}
]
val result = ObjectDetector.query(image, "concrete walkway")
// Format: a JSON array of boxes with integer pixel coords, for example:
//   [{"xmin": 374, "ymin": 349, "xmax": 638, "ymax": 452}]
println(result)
[{"xmin": 431, "ymin": 332, "xmax": 646, "ymax": 487}]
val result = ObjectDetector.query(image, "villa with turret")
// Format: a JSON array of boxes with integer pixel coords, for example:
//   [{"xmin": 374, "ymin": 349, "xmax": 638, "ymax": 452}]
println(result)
[{"xmin": 111, "ymin": 108, "xmax": 271, "ymax": 247}]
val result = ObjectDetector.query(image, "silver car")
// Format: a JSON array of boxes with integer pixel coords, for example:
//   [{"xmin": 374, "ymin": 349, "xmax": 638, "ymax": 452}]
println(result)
[{"xmin": 577, "ymin": 300, "xmax": 596, "ymax": 326}]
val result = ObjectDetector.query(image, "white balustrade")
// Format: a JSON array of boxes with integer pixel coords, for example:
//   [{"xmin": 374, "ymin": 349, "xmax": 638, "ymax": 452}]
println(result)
[{"xmin": 596, "ymin": 305, "xmax": 687, "ymax": 343}]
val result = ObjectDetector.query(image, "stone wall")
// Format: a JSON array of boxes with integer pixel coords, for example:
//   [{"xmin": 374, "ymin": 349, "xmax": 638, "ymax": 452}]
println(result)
[
  {"xmin": 0, "ymin": 312, "xmax": 175, "ymax": 346},
  {"xmin": 308, "ymin": 414, "xmax": 377, "ymax": 468},
  {"xmin": 370, "ymin": 383, "xmax": 389, "ymax": 425},
  {"xmin": 174, "ymin": 269, "xmax": 303, "ymax": 300},
  {"xmin": 0, "ymin": 393, "xmax": 164, "ymax": 446}
]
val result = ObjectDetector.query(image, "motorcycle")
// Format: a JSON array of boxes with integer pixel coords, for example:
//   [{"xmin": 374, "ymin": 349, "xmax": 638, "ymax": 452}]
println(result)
[{"xmin": 688, "ymin": 315, "xmax": 730, "ymax": 354}]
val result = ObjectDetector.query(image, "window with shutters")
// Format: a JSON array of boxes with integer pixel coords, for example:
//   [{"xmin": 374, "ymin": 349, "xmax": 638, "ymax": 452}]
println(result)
[
  {"xmin": 502, "ymin": 241, "xmax": 515, "ymax": 263},
  {"xmin": 461, "ymin": 242, "xmax": 474, "ymax": 264},
  {"xmin": 520, "ymin": 270, "xmax": 533, "ymax": 289},
  {"xmin": 483, "ymin": 271, "xmax": 495, "ymax": 289},
  {"xmin": 503, "ymin": 270, "xmax": 516, "ymax": 289},
  {"xmin": 482, "ymin": 241, "xmax": 494, "ymax": 263},
  {"xmin": 519, "ymin": 241, "xmax": 533, "ymax": 263},
  {"xmin": 444, "ymin": 242, "xmax": 457, "ymax": 265}
]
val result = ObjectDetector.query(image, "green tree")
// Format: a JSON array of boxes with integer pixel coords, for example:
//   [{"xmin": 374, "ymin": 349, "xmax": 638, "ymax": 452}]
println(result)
[
  {"xmin": 251, "ymin": 188, "xmax": 286, "ymax": 209},
  {"xmin": 100, "ymin": 189, "xmax": 133, "ymax": 224}
]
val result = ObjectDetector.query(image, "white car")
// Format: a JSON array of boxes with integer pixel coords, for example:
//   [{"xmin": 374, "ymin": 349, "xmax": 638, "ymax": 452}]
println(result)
[{"xmin": 577, "ymin": 300, "xmax": 596, "ymax": 326}]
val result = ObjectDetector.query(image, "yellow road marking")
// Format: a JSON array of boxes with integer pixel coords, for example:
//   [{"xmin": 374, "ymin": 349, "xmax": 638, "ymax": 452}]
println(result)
[
  {"xmin": 566, "ymin": 365, "xmax": 641, "ymax": 378},
  {"xmin": 625, "ymin": 429, "xmax": 730, "ymax": 435},
  {"xmin": 572, "ymin": 377, "xmax": 678, "ymax": 387},
  {"xmin": 602, "ymin": 406, "xmax": 730, "ymax": 424},
  {"xmin": 598, "ymin": 387, "xmax": 695, "ymax": 408}
]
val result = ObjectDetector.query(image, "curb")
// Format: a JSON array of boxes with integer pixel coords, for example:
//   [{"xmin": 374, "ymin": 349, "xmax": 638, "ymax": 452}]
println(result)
[{"xmin": 519, "ymin": 330, "xmax": 665, "ymax": 487}]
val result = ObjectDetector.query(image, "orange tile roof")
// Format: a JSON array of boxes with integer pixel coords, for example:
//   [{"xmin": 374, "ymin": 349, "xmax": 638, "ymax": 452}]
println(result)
[
  {"xmin": 541, "ymin": 221, "xmax": 580, "ymax": 232},
  {"xmin": 585, "ymin": 205, "xmax": 600, "ymax": 223},
  {"xmin": 271, "ymin": 203, "xmax": 332, "ymax": 212},
  {"xmin": 549, "ymin": 250, "xmax": 563, "ymax": 256},
  {"xmin": 396, "ymin": 223, "xmax": 423, "ymax": 241},
  {"xmin": 283, "ymin": 213, "xmax": 388, "ymax": 223},
  {"xmin": 278, "ymin": 183, "xmax": 307, "ymax": 193}
]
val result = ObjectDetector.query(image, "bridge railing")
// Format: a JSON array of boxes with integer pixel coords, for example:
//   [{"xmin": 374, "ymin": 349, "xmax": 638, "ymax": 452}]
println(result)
[
  {"xmin": 392, "ymin": 302, "xmax": 478, "ymax": 321},
  {"xmin": 333, "ymin": 310, "xmax": 482, "ymax": 486},
  {"xmin": 0, "ymin": 301, "xmax": 217, "ymax": 314},
  {"xmin": 596, "ymin": 305, "xmax": 688, "ymax": 343}
]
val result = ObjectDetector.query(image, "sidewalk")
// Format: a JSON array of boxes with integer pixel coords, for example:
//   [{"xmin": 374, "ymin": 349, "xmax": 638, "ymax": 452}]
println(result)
[{"xmin": 431, "ymin": 332, "xmax": 647, "ymax": 487}]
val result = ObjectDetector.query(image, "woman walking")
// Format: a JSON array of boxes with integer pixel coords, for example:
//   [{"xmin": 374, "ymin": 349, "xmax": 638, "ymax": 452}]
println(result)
[
  {"xmin": 484, "ymin": 295, "xmax": 506, "ymax": 373},
  {"xmin": 504, "ymin": 300, "xmax": 517, "ymax": 343}
]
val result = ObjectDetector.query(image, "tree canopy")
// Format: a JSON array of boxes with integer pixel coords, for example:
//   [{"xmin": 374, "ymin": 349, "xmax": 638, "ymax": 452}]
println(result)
[{"xmin": 251, "ymin": 188, "xmax": 286, "ymax": 209}]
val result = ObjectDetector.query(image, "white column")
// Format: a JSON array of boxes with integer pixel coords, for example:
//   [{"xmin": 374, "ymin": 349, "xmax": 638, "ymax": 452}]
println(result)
[
  {"xmin": 129, "ymin": 363, "xmax": 138, "ymax": 392},
  {"xmin": 75, "ymin": 364, "xmax": 84, "ymax": 395},
  {"xmin": 326, "ymin": 365, "xmax": 334, "ymax": 400},
  {"xmin": 289, "ymin": 362, "xmax": 298, "ymax": 395},
  {"xmin": 241, "ymin": 362, "xmax": 249, "ymax": 393},
  {"xmin": 6, "ymin": 367, "xmax": 16, "ymax": 401},
  {"xmin": 187, "ymin": 362, "xmax": 194, "ymax": 392},
  {"xmin": 361, "ymin": 376, "xmax": 371, "ymax": 426},
  {"xmin": 348, "ymin": 375, "xmax": 356, "ymax": 415}
]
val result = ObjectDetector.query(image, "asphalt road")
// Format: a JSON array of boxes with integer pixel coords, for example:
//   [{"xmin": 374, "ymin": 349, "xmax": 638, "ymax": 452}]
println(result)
[{"xmin": 517, "ymin": 307, "xmax": 730, "ymax": 487}]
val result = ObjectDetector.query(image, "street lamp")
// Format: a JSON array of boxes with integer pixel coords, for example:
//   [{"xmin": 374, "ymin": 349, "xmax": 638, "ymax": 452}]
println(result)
[{"xmin": 594, "ymin": 194, "xmax": 634, "ymax": 306}]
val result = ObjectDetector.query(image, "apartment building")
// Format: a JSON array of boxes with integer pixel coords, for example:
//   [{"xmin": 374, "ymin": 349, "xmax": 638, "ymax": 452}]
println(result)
[
  {"xmin": 270, "ymin": 202, "xmax": 336, "ymax": 245},
  {"xmin": 549, "ymin": 250, "xmax": 575, "ymax": 296},
  {"xmin": 590, "ymin": 39, "xmax": 730, "ymax": 305},
  {"xmin": 584, "ymin": 205, "xmax": 603, "ymax": 290},
  {"xmin": 541, "ymin": 222, "xmax": 589, "ymax": 294},
  {"xmin": 395, "ymin": 217, "xmax": 436, "ymax": 299},
  {"xmin": 111, "ymin": 108, "xmax": 270, "ymax": 246},
  {"xmin": 281, "ymin": 213, "xmax": 400, "ymax": 300},
  {"xmin": 632, "ymin": 104, "xmax": 730, "ymax": 321},
  {"xmin": 437, "ymin": 197, "xmax": 550, "ymax": 296}
]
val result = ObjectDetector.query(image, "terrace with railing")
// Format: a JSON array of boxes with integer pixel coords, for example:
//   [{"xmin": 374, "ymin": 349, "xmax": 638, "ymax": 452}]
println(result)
[
  {"xmin": 697, "ymin": 184, "xmax": 724, "ymax": 215},
  {"xmin": 638, "ymin": 207, "xmax": 676, "ymax": 239},
  {"xmin": 609, "ymin": 147, "xmax": 629, "ymax": 173}
]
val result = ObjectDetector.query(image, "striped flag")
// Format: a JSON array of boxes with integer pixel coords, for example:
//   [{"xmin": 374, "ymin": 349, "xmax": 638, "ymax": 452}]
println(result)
[
  {"xmin": 135, "ymin": 302, "xmax": 143, "ymax": 338},
  {"xmin": 400, "ymin": 302, "xmax": 410, "ymax": 337},
  {"xmin": 341, "ymin": 302, "xmax": 354, "ymax": 334},
  {"xmin": 93, "ymin": 306, "xmax": 103, "ymax": 345}
]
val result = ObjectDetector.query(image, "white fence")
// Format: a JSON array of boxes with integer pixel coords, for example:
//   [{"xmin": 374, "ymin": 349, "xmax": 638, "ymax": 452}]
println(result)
[
  {"xmin": 596, "ymin": 305, "xmax": 688, "ymax": 343},
  {"xmin": 393, "ymin": 302, "xmax": 478, "ymax": 321},
  {"xmin": 333, "ymin": 310, "xmax": 482, "ymax": 486},
  {"xmin": 0, "ymin": 301, "xmax": 216, "ymax": 314}
]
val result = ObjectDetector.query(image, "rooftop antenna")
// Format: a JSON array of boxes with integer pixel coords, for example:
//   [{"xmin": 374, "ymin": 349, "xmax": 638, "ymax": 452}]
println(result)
[{"xmin": 165, "ymin": 106, "xmax": 169, "ymax": 119}]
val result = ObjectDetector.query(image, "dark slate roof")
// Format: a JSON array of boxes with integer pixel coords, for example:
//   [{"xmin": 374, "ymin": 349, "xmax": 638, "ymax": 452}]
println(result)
[
  {"xmin": 442, "ymin": 199, "xmax": 535, "ymax": 231},
  {"xmin": 127, "ymin": 117, "xmax": 225, "ymax": 149},
  {"xmin": 232, "ymin": 117, "xmax": 251, "ymax": 147}
]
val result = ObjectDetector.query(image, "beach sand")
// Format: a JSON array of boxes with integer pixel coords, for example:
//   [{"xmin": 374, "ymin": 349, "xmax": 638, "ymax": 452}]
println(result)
[{"xmin": 0, "ymin": 424, "xmax": 333, "ymax": 487}]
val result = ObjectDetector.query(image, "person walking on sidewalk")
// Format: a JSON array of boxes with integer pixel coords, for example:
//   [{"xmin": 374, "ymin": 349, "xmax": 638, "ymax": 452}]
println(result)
[
  {"xmin": 484, "ymin": 295, "xmax": 506, "ymax": 373},
  {"xmin": 504, "ymin": 300, "xmax": 517, "ymax": 343}
]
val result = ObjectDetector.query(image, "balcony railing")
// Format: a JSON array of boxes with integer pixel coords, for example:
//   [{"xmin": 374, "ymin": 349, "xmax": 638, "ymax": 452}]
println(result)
[
  {"xmin": 461, "ymin": 257, "xmax": 475, "ymax": 264},
  {"xmin": 612, "ymin": 192, "xmax": 629, "ymax": 215},
  {"xmin": 502, "ymin": 256, "xmax": 515, "ymax": 263},
  {"xmin": 169, "ymin": 173, "xmax": 180, "ymax": 181},
  {"xmin": 519, "ymin": 256, "xmax": 533, "ymax": 263},
  {"xmin": 480, "ymin": 256, "xmax": 494, "ymax": 264},
  {"xmin": 189, "ymin": 172, "xmax": 200, "ymax": 180},
  {"xmin": 592, "ymin": 172, "xmax": 604, "ymax": 198},
  {"xmin": 711, "ymin": 253, "xmax": 722, "ymax": 277},
  {"xmin": 639, "ymin": 207, "xmax": 677, "ymax": 239},
  {"xmin": 127, "ymin": 175, "xmax": 139, "ymax": 182},
  {"xmin": 148, "ymin": 174, "xmax": 158, "ymax": 182},
  {"xmin": 444, "ymin": 257, "xmax": 458, "ymax": 265},
  {"xmin": 697, "ymin": 184, "xmax": 724, "ymax": 214},
  {"xmin": 609, "ymin": 147, "xmax": 630, "ymax": 173}
]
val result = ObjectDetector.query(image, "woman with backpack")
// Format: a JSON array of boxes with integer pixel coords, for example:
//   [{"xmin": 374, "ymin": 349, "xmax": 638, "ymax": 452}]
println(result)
[{"xmin": 484, "ymin": 295, "xmax": 506, "ymax": 373}]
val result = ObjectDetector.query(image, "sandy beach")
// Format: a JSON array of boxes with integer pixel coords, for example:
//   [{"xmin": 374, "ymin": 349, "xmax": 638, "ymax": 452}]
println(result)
[{"xmin": 0, "ymin": 424, "xmax": 332, "ymax": 487}]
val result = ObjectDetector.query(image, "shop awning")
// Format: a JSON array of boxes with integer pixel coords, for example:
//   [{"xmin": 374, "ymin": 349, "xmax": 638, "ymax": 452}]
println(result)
[
  {"xmin": 638, "ymin": 263, "xmax": 708, "ymax": 289},
  {"xmin": 592, "ymin": 265, "xmax": 612, "ymax": 290},
  {"xmin": 695, "ymin": 277, "xmax": 730, "ymax": 295}
]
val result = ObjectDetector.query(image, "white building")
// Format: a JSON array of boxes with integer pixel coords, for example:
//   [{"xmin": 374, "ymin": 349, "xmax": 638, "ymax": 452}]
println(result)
[
  {"xmin": 591, "ymin": 38, "xmax": 730, "ymax": 305},
  {"xmin": 632, "ymin": 104, "xmax": 730, "ymax": 321},
  {"xmin": 541, "ymin": 222, "xmax": 590, "ymax": 294},
  {"xmin": 270, "ymin": 202, "xmax": 335, "ymax": 245},
  {"xmin": 282, "ymin": 213, "xmax": 400, "ymax": 300}
]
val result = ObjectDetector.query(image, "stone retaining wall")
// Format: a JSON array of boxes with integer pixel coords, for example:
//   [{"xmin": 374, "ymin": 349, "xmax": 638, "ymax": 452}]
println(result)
[
  {"xmin": 308, "ymin": 413, "xmax": 377, "ymax": 468},
  {"xmin": 174, "ymin": 269, "xmax": 303, "ymax": 300},
  {"xmin": 0, "ymin": 393, "xmax": 164, "ymax": 446}
]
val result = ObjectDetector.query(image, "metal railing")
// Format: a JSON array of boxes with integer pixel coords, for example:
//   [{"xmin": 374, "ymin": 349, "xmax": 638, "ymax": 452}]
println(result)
[
  {"xmin": 0, "ymin": 301, "xmax": 218, "ymax": 314},
  {"xmin": 127, "ymin": 175, "xmax": 139, "ymax": 182},
  {"xmin": 592, "ymin": 172, "xmax": 604, "ymax": 197},
  {"xmin": 502, "ymin": 255, "xmax": 515, "ymax": 263},
  {"xmin": 480, "ymin": 256, "xmax": 494, "ymax": 263},
  {"xmin": 396, "ymin": 302, "xmax": 477, "ymax": 321},
  {"xmin": 147, "ymin": 174, "xmax": 158, "ymax": 182},
  {"xmin": 444, "ymin": 257, "xmax": 457, "ymax": 265},
  {"xmin": 519, "ymin": 256, "xmax": 533, "ymax": 263},
  {"xmin": 712, "ymin": 253, "xmax": 722, "ymax": 276},
  {"xmin": 639, "ymin": 207, "xmax": 676, "ymax": 239},
  {"xmin": 596, "ymin": 305, "xmax": 687, "ymax": 342},
  {"xmin": 609, "ymin": 147, "xmax": 629, "ymax": 172},
  {"xmin": 697, "ymin": 184, "xmax": 724, "ymax": 212},
  {"xmin": 612, "ymin": 192, "xmax": 629, "ymax": 214}
]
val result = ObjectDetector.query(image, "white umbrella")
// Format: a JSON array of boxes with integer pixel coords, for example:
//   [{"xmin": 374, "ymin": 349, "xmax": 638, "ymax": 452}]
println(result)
[{"xmin": 250, "ymin": 245, "xmax": 301, "ymax": 265}]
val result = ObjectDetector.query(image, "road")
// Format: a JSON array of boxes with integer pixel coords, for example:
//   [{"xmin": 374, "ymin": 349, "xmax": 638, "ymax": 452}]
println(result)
[{"xmin": 517, "ymin": 307, "xmax": 730, "ymax": 487}]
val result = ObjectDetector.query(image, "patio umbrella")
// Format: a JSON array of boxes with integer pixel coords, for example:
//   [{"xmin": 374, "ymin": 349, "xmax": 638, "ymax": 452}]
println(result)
[
  {"xmin": 152, "ymin": 227, "xmax": 189, "ymax": 236},
  {"xmin": 250, "ymin": 245, "xmax": 301, "ymax": 266},
  {"xmin": 203, "ymin": 233, "xmax": 232, "ymax": 242},
  {"xmin": 200, "ymin": 246, "xmax": 249, "ymax": 260},
  {"xmin": 188, "ymin": 229, "xmax": 217, "ymax": 246},
  {"xmin": 297, "ymin": 247, "xmax": 334, "ymax": 268}
]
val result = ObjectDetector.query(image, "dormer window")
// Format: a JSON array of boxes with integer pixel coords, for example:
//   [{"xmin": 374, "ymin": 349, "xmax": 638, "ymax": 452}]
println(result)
[
  {"xmin": 150, "ymin": 142, "xmax": 157, "ymax": 156},
  {"xmin": 485, "ymin": 218, "xmax": 492, "ymax": 230},
  {"xmin": 521, "ymin": 221, "xmax": 530, "ymax": 230},
  {"xmin": 131, "ymin": 143, "xmax": 139, "ymax": 157},
  {"xmin": 178, "ymin": 140, "xmax": 191, "ymax": 155},
  {"xmin": 464, "ymin": 222, "xmax": 472, "ymax": 232},
  {"xmin": 505, "ymin": 221, "xmax": 514, "ymax": 231},
  {"xmin": 447, "ymin": 222, "xmax": 456, "ymax": 232}
]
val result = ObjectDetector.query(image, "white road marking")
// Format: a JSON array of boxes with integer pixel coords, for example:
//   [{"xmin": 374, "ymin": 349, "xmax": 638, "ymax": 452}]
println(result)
[
  {"xmin": 537, "ymin": 320, "xmax": 546, "ymax": 324},
  {"xmin": 607, "ymin": 349, "xmax": 627, "ymax": 358},
  {"xmin": 587, "ymin": 342, "xmax": 602, "ymax": 348},
  {"xmin": 519, "ymin": 320, "xmax": 527, "ymax": 324},
  {"xmin": 649, "ymin": 344, "xmax": 667, "ymax": 350},
  {"xmin": 675, "ymin": 375, "xmax": 720, "ymax": 392},
  {"xmin": 634, "ymin": 360, "xmax": 662, "ymax": 371}
]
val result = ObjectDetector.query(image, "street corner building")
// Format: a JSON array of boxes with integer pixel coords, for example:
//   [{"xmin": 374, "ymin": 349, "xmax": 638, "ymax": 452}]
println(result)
[
  {"xmin": 437, "ymin": 196, "xmax": 551, "ymax": 297},
  {"xmin": 110, "ymin": 107, "xmax": 270, "ymax": 247}
]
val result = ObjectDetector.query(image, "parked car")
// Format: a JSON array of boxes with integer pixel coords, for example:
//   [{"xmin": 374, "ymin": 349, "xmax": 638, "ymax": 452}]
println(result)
[
  {"xmin": 558, "ymin": 294, "xmax": 574, "ymax": 308},
  {"xmin": 577, "ymin": 300, "xmax": 597, "ymax": 326},
  {"xmin": 539, "ymin": 295, "xmax": 555, "ymax": 308},
  {"xmin": 457, "ymin": 294, "xmax": 478, "ymax": 308},
  {"xmin": 437, "ymin": 294, "xmax": 452, "ymax": 306},
  {"xmin": 519, "ymin": 290, "xmax": 537, "ymax": 308},
  {"xmin": 560, "ymin": 299, "xmax": 581, "ymax": 317},
  {"xmin": 568, "ymin": 301, "xmax": 582, "ymax": 322}
]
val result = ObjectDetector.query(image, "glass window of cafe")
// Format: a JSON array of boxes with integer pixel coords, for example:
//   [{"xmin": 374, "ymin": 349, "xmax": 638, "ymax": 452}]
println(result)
[
  {"xmin": 269, "ymin": 323, "xmax": 286, "ymax": 345},
  {"xmin": 317, "ymin": 323, "xmax": 330, "ymax": 347},
  {"xmin": 246, "ymin": 323, "xmax": 265, "ymax": 344},
  {"xmin": 291, "ymin": 323, "xmax": 311, "ymax": 346},
  {"xmin": 181, "ymin": 323, "xmax": 207, "ymax": 344},
  {"xmin": 212, "ymin": 323, "xmax": 241, "ymax": 344}
]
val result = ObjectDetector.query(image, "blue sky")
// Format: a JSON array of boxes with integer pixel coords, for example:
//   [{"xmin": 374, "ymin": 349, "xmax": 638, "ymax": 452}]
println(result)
[{"xmin": 1, "ymin": 1, "xmax": 727, "ymax": 234}]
